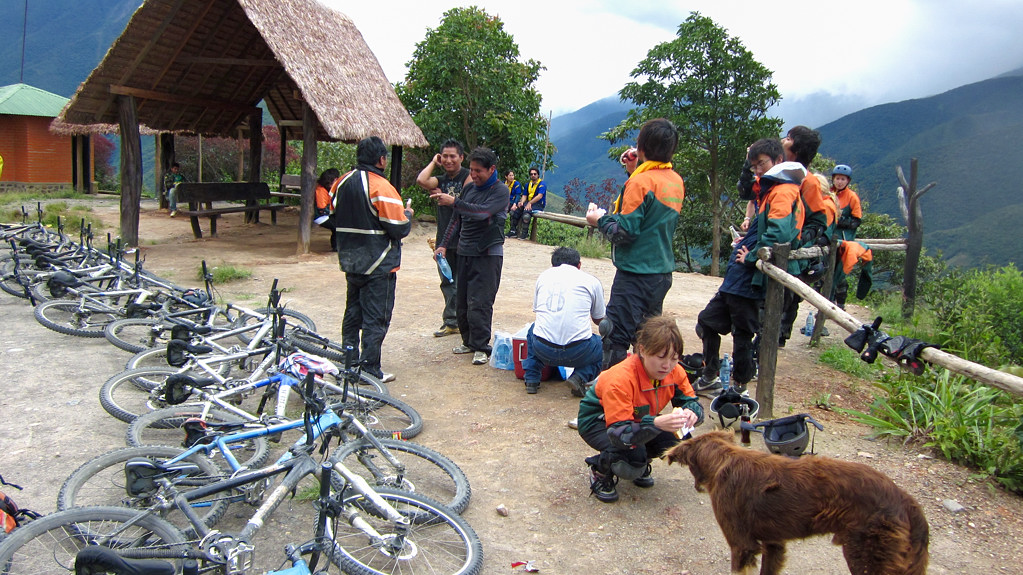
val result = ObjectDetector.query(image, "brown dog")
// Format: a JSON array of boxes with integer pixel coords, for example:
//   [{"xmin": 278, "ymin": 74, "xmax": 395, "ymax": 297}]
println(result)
[{"xmin": 665, "ymin": 431, "xmax": 929, "ymax": 575}]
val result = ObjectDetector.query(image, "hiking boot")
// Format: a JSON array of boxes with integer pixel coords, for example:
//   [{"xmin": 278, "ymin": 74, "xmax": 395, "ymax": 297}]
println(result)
[
  {"xmin": 452, "ymin": 344, "xmax": 472, "ymax": 354},
  {"xmin": 381, "ymin": 373, "xmax": 396, "ymax": 384},
  {"xmin": 632, "ymin": 463, "xmax": 654, "ymax": 488},
  {"xmin": 566, "ymin": 374, "xmax": 587, "ymax": 397},
  {"xmin": 434, "ymin": 325, "xmax": 459, "ymax": 338},
  {"xmin": 693, "ymin": 375, "xmax": 722, "ymax": 396},
  {"xmin": 525, "ymin": 382, "xmax": 539, "ymax": 394},
  {"xmin": 589, "ymin": 466, "xmax": 619, "ymax": 503},
  {"xmin": 472, "ymin": 351, "xmax": 489, "ymax": 365}
]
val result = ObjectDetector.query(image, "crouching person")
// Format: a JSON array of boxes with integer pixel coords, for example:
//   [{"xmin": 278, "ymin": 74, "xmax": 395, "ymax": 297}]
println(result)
[{"xmin": 577, "ymin": 315, "xmax": 702, "ymax": 503}]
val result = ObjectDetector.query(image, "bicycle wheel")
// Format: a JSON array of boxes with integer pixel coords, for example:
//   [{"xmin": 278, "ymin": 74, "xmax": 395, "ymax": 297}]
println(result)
[
  {"xmin": 126, "ymin": 406, "xmax": 270, "ymax": 470},
  {"xmin": 288, "ymin": 331, "xmax": 347, "ymax": 363},
  {"xmin": 234, "ymin": 307, "xmax": 317, "ymax": 344},
  {"xmin": 105, "ymin": 318, "xmax": 172, "ymax": 353},
  {"xmin": 124, "ymin": 347, "xmax": 234, "ymax": 377},
  {"xmin": 332, "ymin": 390, "xmax": 423, "ymax": 440},
  {"xmin": 0, "ymin": 506, "xmax": 187, "ymax": 575},
  {"xmin": 57, "ymin": 446, "xmax": 228, "ymax": 537},
  {"xmin": 34, "ymin": 300, "xmax": 120, "ymax": 337},
  {"xmin": 99, "ymin": 367, "xmax": 184, "ymax": 423},
  {"xmin": 331, "ymin": 438, "xmax": 471, "ymax": 514},
  {"xmin": 325, "ymin": 487, "xmax": 483, "ymax": 575}
]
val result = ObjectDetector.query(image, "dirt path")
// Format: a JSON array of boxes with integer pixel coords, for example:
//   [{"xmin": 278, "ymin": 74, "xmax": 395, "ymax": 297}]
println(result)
[{"xmin": 2, "ymin": 198, "xmax": 1021, "ymax": 574}]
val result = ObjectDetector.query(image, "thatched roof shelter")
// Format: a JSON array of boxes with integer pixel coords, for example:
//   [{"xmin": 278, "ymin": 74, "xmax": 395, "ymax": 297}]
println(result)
[{"xmin": 56, "ymin": 0, "xmax": 426, "ymax": 250}]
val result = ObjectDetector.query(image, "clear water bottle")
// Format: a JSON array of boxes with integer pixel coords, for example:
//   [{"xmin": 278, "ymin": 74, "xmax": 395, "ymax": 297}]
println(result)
[
  {"xmin": 720, "ymin": 353, "xmax": 731, "ymax": 390},
  {"xmin": 805, "ymin": 311, "xmax": 815, "ymax": 337},
  {"xmin": 490, "ymin": 333, "xmax": 514, "ymax": 370},
  {"xmin": 436, "ymin": 253, "xmax": 453, "ymax": 284}
]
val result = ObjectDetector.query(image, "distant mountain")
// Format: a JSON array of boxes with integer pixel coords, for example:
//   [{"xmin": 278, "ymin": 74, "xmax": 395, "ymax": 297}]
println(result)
[
  {"xmin": 773, "ymin": 91, "xmax": 870, "ymax": 133},
  {"xmin": 546, "ymin": 97, "xmax": 633, "ymax": 208},
  {"xmin": 817, "ymin": 74, "xmax": 1023, "ymax": 267}
]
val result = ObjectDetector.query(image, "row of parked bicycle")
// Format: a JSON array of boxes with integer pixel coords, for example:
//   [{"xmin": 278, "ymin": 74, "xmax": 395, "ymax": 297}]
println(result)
[{"xmin": 0, "ymin": 211, "xmax": 484, "ymax": 574}]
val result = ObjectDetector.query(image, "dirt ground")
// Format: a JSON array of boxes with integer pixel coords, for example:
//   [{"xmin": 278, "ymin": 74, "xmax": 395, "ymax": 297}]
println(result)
[{"xmin": 2, "ymin": 197, "xmax": 1023, "ymax": 574}]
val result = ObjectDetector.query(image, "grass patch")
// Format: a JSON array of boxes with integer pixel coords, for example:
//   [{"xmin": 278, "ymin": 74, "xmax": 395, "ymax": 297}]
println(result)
[
  {"xmin": 0, "ymin": 189, "xmax": 88, "ymax": 208},
  {"xmin": 1, "ymin": 200, "xmax": 103, "ymax": 234},
  {"xmin": 818, "ymin": 343, "xmax": 882, "ymax": 380},
  {"xmin": 532, "ymin": 219, "xmax": 610, "ymax": 259},
  {"xmin": 202, "ymin": 264, "xmax": 252, "ymax": 283}
]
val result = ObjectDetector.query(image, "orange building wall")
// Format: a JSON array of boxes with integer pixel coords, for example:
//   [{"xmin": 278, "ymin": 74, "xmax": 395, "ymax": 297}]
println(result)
[{"xmin": 0, "ymin": 115, "xmax": 72, "ymax": 184}]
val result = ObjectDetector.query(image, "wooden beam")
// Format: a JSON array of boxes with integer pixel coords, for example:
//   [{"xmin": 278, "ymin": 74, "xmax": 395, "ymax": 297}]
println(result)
[
  {"xmin": 109, "ymin": 85, "xmax": 259, "ymax": 115},
  {"xmin": 176, "ymin": 56, "xmax": 280, "ymax": 67}
]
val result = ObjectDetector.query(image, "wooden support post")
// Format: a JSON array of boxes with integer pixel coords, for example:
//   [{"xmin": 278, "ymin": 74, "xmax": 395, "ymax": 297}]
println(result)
[
  {"xmin": 296, "ymin": 103, "xmax": 316, "ymax": 254},
  {"xmin": 278, "ymin": 124, "xmax": 287, "ymax": 192},
  {"xmin": 244, "ymin": 110, "xmax": 263, "ymax": 223},
  {"xmin": 117, "ymin": 95, "xmax": 142, "ymax": 247},
  {"xmin": 158, "ymin": 133, "xmax": 175, "ymax": 210},
  {"xmin": 389, "ymin": 145, "xmax": 402, "ymax": 191},
  {"xmin": 756, "ymin": 243, "xmax": 789, "ymax": 418},
  {"xmin": 811, "ymin": 238, "xmax": 840, "ymax": 346}
]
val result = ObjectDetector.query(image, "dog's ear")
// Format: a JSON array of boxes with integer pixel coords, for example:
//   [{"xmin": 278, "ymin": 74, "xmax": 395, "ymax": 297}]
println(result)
[{"xmin": 664, "ymin": 441, "xmax": 688, "ymax": 467}]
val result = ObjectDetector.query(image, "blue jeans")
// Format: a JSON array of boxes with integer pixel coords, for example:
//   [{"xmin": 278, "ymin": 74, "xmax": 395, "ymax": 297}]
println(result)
[{"xmin": 523, "ymin": 325, "xmax": 602, "ymax": 385}]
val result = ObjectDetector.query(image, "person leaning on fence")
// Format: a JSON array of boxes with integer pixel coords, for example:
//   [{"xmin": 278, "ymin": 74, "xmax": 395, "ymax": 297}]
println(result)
[
  {"xmin": 522, "ymin": 246, "xmax": 605, "ymax": 396},
  {"xmin": 577, "ymin": 315, "xmax": 702, "ymax": 503},
  {"xmin": 335, "ymin": 137, "xmax": 413, "ymax": 384},
  {"xmin": 585, "ymin": 118, "xmax": 684, "ymax": 370},
  {"xmin": 315, "ymin": 168, "xmax": 341, "ymax": 251},
  {"xmin": 416, "ymin": 139, "xmax": 471, "ymax": 338},
  {"xmin": 693, "ymin": 138, "xmax": 804, "ymax": 397},
  {"xmin": 831, "ymin": 164, "xmax": 862, "ymax": 309}
]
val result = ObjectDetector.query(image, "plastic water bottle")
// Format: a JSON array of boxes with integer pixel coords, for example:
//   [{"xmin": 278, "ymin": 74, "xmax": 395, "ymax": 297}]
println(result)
[
  {"xmin": 435, "ymin": 253, "xmax": 453, "ymax": 284},
  {"xmin": 805, "ymin": 311, "xmax": 815, "ymax": 337},
  {"xmin": 719, "ymin": 353, "xmax": 731, "ymax": 390},
  {"xmin": 490, "ymin": 334, "xmax": 514, "ymax": 370}
]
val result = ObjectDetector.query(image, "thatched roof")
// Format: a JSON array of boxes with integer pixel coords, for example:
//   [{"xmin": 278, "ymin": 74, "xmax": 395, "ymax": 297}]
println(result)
[{"xmin": 56, "ymin": 0, "xmax": 427, "ymax": 147}]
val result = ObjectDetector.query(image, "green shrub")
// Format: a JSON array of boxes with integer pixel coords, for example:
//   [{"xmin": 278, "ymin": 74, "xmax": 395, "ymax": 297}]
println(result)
[
  {"xmin": 532, "ymin": 220, "xmax": 610, "ymax": 259},
  {"xmin": 818, "ymin": 343, "xmax": 882, "ymax": 380},
  {"xmin": 201, "ymin": 264, "xmax": 252, "ymax": 283}
]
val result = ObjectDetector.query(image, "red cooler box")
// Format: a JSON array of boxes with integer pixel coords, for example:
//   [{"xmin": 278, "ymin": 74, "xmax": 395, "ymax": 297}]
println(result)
[{"xmin": 512, "ymin": 336, "xmax": 554, "ymax": 381}]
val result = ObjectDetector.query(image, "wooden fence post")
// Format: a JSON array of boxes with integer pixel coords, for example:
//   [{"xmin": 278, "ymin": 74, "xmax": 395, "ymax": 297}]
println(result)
[
  {"xmin": 810, "ymin": 238, "xmax": 840, "ymax": 345},
  {"xmin": 756, "ymin": 243, "xmax": 789, "ymax": 419}
]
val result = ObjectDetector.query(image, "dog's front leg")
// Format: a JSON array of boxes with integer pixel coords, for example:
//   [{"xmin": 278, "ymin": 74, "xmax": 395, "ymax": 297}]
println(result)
[{"xmin": 759, "ymin": 542, "xmax": 786, "ymax": 575}]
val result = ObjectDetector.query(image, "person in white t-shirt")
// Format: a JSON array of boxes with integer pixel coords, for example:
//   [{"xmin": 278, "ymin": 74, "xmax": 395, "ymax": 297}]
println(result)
[{"xmin": 523, "ymin": 247, "xmax": 606, "ymax": 396}]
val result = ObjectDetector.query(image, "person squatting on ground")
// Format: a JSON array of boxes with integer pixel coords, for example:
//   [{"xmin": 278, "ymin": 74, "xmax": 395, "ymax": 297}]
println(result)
[
  {"xmin": 577, "ymin": 315, "xmax": 703, "ymax": 503},
  {"xmin": 416, "ymin": 139, "xmax": 471, "ymax": 338},
  {"xmin": 831, "ymin": 164, "xmax": 862, "ymax": 308},
  {"xmin": 334, "ymin": 137, "xmax": 413, "ymax": 383},
  {"xmin": 522, "ymin": 246, "xmax": 605, "ymax": 396},
  {"xmin": 433, "ymin": 147, "xmax": 508, "ymax": 366},
  {"xmin": 314, "ymin": 168, "xmax": 340, "ymax": 251},
  {"xmin": 694, "ymin": 138, "xmax": 805, "ymax": 396},
  {"xmin": 586, "ymin": 118, "xmax": 684, "ymax": 370},
  {"xmin": 506, "ymin": 167, "xmax": 546, "ymax": 239}
]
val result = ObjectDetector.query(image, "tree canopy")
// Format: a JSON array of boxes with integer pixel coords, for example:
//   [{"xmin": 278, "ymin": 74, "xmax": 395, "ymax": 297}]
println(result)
[
  {"xmin": 604, "ymin": 12, "xmax": 782, "ymax": 275},
  {"xmin": 396, "ymin": 7, "xmax": 548, "ymax": 174}
]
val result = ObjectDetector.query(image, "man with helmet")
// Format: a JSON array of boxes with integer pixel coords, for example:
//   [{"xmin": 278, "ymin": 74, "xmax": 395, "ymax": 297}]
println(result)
[{"xmin": 831, "ymin": 164, "xmax": 862, "ymax": 308}]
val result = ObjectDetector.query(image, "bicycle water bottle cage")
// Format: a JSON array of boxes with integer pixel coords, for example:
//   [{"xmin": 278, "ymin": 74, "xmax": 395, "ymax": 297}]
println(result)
[{"xmin": 124, "ymin": 457, "xmax": 201, "ymax": 498}]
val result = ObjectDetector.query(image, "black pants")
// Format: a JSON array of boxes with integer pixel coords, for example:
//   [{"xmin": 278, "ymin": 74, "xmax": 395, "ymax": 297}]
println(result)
[
  {"xmin": 341, "ymin": 272, "xmax": 396, "ymax": 378},
  {"xmin": 456, "ymin": 254, "xmax": 502, "ymax": 352},
  {"xmin": 779, "ymin": 291, "xmax": 802, "ymax": 344},
  {"xmin": 438, "ymin": 248, "xmax": 459, "ymax": 328},
  {"xmin": 603, "ymin": 270, "xmax": 672, "ymax": 368},
  {"xmin": 318, "ymin": 215, "xmax": 336, "ymax": 250},
  {"xmin": 580, "ymin": 423, "xmax": 679, "ymax": 475},
  {"xmin": 507, "ymin": 206, "xmax": 536, "ymax": 238},
  {"xmin": 696, "ymin": 291, "xmax": 760, "ymax": 385}
]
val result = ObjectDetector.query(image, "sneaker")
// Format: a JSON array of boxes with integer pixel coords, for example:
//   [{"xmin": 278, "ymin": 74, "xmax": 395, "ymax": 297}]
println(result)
[
  {"xmin": 589, "ymin": 466, "xmax": 619, "ymax": 503},
  {"xmin": 472, "ymin": 351, "xmax": 489, "ymax": 365},
  {"xmin": 566, "ymin": 374, "xmax": 587, "ymax": 398},
  {"xmin": 693, "ymin": 375, "xmax": 722, "ymax": 396},
  {"xmin": 381, "ymin": 373, "xmax": 396, "ymax": 383},
  {"xmin": 169, "ymin": 210, "xmax": 177, "ymax": 217},
  {"xmin": 567, "ymin": 417, "xmax": 579, "ymax": 430},
  {"xmin": 632, "ymin": 463, "xmax": 654, "ymax": 488},
  {"xmin": 525, "ymin": 382, "xmax": 539, "ymax": 394},
  {"xmin": 452, "ymin": 344, "xmax": 473, "ymax": 354},
  {"xmin": 434, "ymin": 325, "xmax": 459, "ymax": 338}
]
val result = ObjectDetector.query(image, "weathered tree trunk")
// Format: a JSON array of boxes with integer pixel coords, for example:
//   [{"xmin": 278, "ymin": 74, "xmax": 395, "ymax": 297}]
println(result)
[
  {"xmin": 117, "ymin": 95, "xmax": 142, "ymax": 247},
  {"xmin": 296, "ymin": 103, "xmax": 316, "ymax": 255},
  {"xmin": 756, "ymin": 243, "xmax": 789, "ymax": 419},
  {"xmin": 896, "ymin": 159, "xmax": 935, "ymax": 319}
]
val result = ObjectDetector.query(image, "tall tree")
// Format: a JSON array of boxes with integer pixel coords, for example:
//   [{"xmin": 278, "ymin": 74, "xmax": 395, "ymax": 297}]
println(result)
[
  {"xmin": 396, "ymin": 7, "xmax": 549, "ymax": 172},
  {"xmin": 604, "ymin": 12, "xmax": 782, "ymax": 276}
]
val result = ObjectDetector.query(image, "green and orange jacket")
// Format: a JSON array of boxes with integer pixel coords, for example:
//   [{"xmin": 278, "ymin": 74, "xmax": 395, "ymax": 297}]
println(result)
[
  {"xmin": 834, "ymin": 186, "xmax": 862, "ymax": 241},
  {"xmin": 746, "ymin": 162, "xmax": 805, "ymax": 288},
  {"xmin": 576, "ymin": 354, "xmax": 702, "ymax": 439},
  {"xmin": 597, "ymin": 162, "xmax": 684, "ymax": 274}
]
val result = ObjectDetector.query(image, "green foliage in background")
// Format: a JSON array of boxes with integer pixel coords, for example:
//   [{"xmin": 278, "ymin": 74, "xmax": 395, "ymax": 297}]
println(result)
[
  {"xmin": 531, "ymin": 220, "xmax": 609, "ymax": 260},
  {"xmin": 201, "ymin": 264, "xmax": 252, "ymax": 284}
]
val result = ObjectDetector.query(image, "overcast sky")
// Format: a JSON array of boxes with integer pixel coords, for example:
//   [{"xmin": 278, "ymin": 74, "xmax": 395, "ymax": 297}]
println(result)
[{"xmin": 321, "ymin": 0, "xmax": 1023, "ymax": 118}]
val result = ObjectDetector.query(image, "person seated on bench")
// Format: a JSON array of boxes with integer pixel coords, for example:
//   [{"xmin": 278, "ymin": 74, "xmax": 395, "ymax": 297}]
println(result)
[
  {"xmin": 165, "ymin": 162, "xmax": 186, "ymax": 217},
  {"xmin": 315, "ymin": 168, "xmax": 341, "ymax": 251}
]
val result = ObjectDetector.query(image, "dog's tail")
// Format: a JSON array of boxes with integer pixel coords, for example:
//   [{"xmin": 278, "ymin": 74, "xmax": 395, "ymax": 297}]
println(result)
[{"xmin": 905, "ymin": 501, "xmax": 930, "ymax": 575}]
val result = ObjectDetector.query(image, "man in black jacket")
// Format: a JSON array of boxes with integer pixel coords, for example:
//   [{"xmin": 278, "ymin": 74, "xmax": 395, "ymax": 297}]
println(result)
[
  {"xmin": 432, "ymin": 147, "xmax": 508, "ymax": 366},
  {"xmin": 335, "ymin": 137, "xmax": 413, "ymax": 382}
]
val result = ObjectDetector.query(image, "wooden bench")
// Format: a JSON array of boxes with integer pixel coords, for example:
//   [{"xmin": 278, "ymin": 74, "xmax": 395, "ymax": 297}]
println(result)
[
  {"xmin": 526, "ymin": 211, "xmax": 595, "ymax": 241},
  {"xmin": 270, "ymin": 174, "xmax": 302, "ymax": 200},
  {"xmin": 176, "ymin": 182, "xmax": 288, "ymax": 238}
]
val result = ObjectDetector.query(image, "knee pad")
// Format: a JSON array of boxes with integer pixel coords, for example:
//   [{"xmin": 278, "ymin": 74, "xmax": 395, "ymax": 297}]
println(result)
[{"xmin": 598, "ymin": 317, "xmax": 614, "ymax": 339}]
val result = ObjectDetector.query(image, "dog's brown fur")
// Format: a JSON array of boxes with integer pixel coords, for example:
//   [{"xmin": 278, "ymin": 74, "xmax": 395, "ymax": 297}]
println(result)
[{"xmin": 665, "ymin": 431, "xmax": 929, "ymax": 575}]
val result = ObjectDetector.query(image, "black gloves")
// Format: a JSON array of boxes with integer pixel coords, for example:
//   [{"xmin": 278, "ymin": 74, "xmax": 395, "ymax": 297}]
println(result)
[{"xmin": 845, "ymin": 318, "xmax": 937, "ymax": 374}]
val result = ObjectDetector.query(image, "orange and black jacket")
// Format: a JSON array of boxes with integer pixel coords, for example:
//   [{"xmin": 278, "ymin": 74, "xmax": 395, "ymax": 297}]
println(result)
[
  {"xmin": 333, "ymin": 164, "xmax": 410, "ymax": 275},
  {"xmin": 834, "ymin": 186, "xmax": 862, "ymax": 241},
  {"xmin": 576, "ymin": 354, "xmax": 702, "ymax": 445},
  {"xmin": 746, "ymin": 163, "xmax": 805, "ymax": 288}
]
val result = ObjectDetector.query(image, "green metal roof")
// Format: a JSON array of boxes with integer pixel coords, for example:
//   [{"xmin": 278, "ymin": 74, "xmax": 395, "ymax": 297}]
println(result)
[{"xmin": 0, "ymin": 83, "xmax": 69, "ymax": 118}]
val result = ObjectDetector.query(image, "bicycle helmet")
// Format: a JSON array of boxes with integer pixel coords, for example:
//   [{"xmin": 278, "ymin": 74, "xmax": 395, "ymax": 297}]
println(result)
[
  {"xmin": 680, "ymin": 353, "xmax": 704, "ymax": 381},
  {"xmin": 709, "ymin": 389, "xmax": 759, "ymax": 430},
  {"xmin": 742, "ymin": 413, "xmax": 824, "ymax": 457},
  {"xmin": 831, "ymin": 164, "xmax": 853, "ymax": 180}
]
